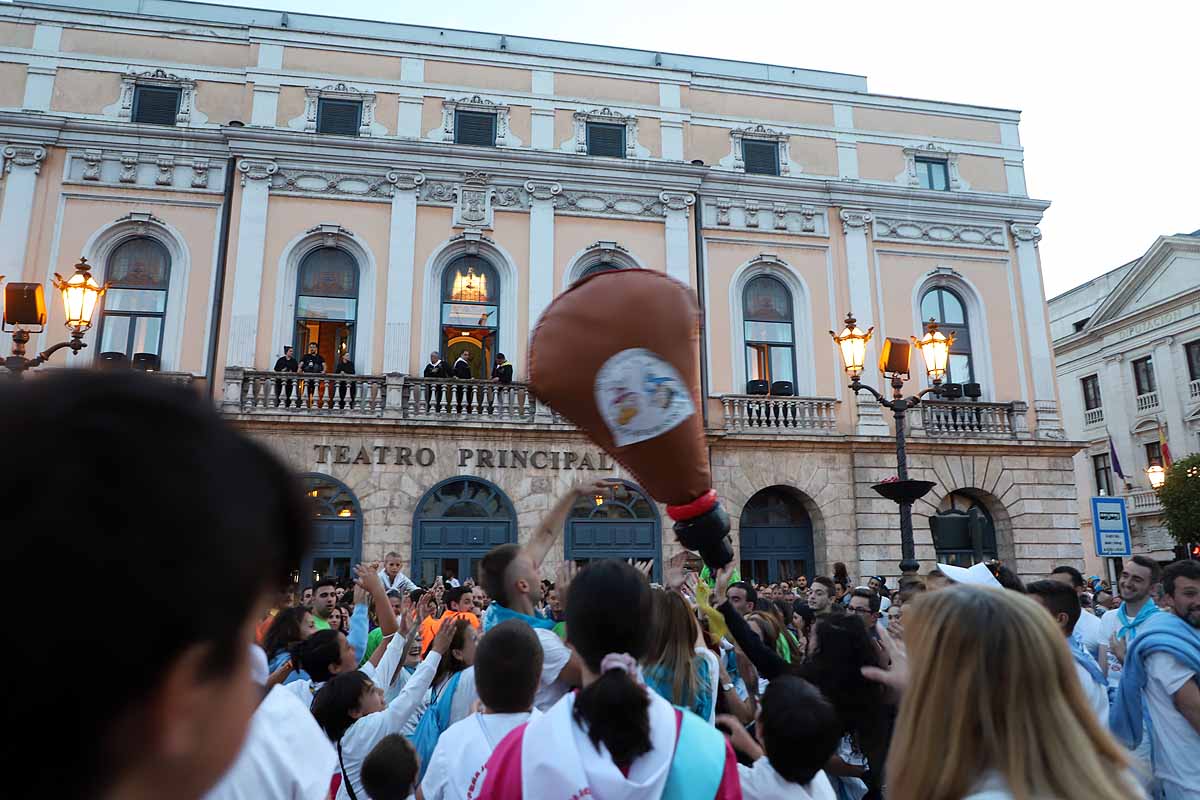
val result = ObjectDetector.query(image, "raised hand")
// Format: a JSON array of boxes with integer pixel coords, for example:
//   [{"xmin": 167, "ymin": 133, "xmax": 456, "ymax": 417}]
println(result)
[
  {"xmin": 355, "ymin": 563, "xmax": 384, "ymax": 595},
  {"xmin": 861, "ymin": 621, "xmax": 909, "ymax": 695},
  {"xmin": 713, "ymin": 563, "xmax": 737, "ymax": 607},
  {"xmin": 416, "ymin": 591, "xmax": 435, "ymax": 621},
  {"xmin": 665, "ymin": 550, "xmax": 690, "ymax": 591},
  {"xmin": 627, "ymin": 559, "xmax": 654, "ymax": 580},
  {"xmin": 352, "ymin": 582, "xmax": 369, "ymax": 606},
  {"xmin": 431, "ymin": 617, "xmax": 462, "ymax": 655}
]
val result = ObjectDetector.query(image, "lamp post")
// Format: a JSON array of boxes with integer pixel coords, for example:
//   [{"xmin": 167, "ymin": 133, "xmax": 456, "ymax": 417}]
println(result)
[
  {"xmin": 2, "ymin": 257, "xmax": 106, "ymax": 377},
  {"xmin": 831, "ymin": 312, "xmax": 954, "ymax": 575}
]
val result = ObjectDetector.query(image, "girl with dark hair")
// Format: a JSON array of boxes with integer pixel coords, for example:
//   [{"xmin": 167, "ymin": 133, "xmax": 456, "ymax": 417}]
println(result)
[
  {"xmin": 478, "ymin": 559, "xmax": 741, "ymax": 799},
  {"xmin": 714, "ymin": 565, "xmax": 894, "ymax": 800},
  {"xmin": 411, "ymin": 619, "xmax": 480, "ymax": 777},
  {"xmin": 312, "ymin": 620, "xmax": 457, "ymax": 800},
  {"xmin": 262, "ymin": 606, "xmax": 316, "ymax": 684}
]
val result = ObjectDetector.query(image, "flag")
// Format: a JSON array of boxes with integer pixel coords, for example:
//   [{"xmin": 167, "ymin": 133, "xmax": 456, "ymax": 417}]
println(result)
[
  {"xmin": 1158, "ymin": 420, "xmax": 1173, "ymax": 467},
  {"xmin": 1108, "ymin": 433, "xmax": 1127, "ymax": 480}
]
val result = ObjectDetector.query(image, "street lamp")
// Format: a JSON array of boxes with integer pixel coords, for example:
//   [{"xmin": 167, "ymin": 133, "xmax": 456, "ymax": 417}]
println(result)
[
  {"xmin": 1146, "ymin": 465, "xmax": 1166, "ymax": 490},
  {"xmin": 831, "ymin": 313, "xmax": 953, "ymax": 575},
  {"xmin": 2, "ymin": 257, "xmax": 106, "ymax": 377}
]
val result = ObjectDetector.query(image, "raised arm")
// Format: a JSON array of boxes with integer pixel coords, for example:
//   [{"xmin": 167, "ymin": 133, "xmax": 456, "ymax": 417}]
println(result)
[
  {"xmin": 379, "ymin": 618, "xmax": 458, "ymax": 734},
  {"xmin": 357, "ymin": 563, "xmax": 398, "ymax": 638},
  {"xmin": 347, "ymin": 585, "xmax": 370, "ymax": 664},
  {"xmin": 528, "ymin": 481, "xmax": 611, "ymax": 570}
]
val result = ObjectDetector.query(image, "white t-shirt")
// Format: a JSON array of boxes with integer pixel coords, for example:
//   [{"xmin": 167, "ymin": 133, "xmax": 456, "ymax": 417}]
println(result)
[
  {"xmin": 1073, "ymin": 661, "xmax": 1110, "ymax": 728},
  {"xmin": 1073, "ymin": 609, "xmax": 1104, "ymax": 661},
  {"xmin": 1144, "ymin": 651, "xmax": 1200, "ymax": 795},
  {"xmin": 419, "ymin": 711, "xmax": 536, "ymax": 800},
  {"xmin": 737, "ymin": 758, "xmax": 836, "ymax": 800},
  {"xmin": 533, "ymin": 628, "xmax": 571, "ymax": 711},
  {"xmin": 203, "ymin": 685, "xmax": 336, "ymax": 800}
]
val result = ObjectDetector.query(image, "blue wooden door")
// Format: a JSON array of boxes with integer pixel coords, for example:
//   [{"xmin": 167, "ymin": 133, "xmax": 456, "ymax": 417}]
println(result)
[
  {"xmin": 299, "ymin": 474, "xmax": 362, "ymax": 586},
  {"xmin": 413, "ymin": 477, "xmax": 516, "ymax": 586},
  {"xmin": 738, "ymin": 487, "xmax": 814, "ymax": 584},
  {"xmin": 565, "ymin": 481, "xmax": 661, "ymax": 581}
]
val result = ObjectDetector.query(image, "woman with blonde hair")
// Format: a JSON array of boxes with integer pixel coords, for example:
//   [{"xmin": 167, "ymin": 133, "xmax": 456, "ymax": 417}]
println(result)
[
  {"xmin": 643, "ymin": 588, "xmax": 719, "ymax": 721},
  {"xmin": 865, "ymin": 584, "xmax": 1142, "ymax": 800}
]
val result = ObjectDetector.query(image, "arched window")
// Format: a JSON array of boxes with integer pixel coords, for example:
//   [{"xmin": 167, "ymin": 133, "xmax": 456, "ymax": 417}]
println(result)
[
  {"xmin": 565, "ymin": 480, "xmax": 660, "ymax": 579},
  {"xmin": 738, "ymin": 487, "xmax": 814, "ymax": 583},
  {"xmin": 578, "ymin": 261, "xmax": 623, "ymax": 281},
  {"xmin": 413, "ymin": 477, "xmax": 516, "ymax": 584},
  {"xmin": 295, "ymin": 248, "xmax": 359, "ymax": 369},
  {"xmin": 299, "ymin": 474, "xmax": 362, "ymax": 584},
  {"xmin": 98, "ymin": 237, "xmax": 171, "ymax": 368},
  {"xmin": 743, "ymin": 275, "xmax": 795, "ymax": 394},
  {"xmin": 920, "ymin": 287, "xmax": 973, "ymax": 384},
  {"xmin": 440, "ymin": 255, "xmax": 500, "ymax": 379}
]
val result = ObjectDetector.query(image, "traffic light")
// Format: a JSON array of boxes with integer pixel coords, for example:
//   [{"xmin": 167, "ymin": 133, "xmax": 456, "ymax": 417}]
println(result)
[{"xmin": 1190, "ymin": 543, "xmax": 1200, "ymax": 560}]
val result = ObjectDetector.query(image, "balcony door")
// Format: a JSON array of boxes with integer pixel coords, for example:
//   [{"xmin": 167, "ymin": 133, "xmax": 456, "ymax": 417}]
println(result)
[
  {"xmin": 295, "ymin": 247, "xmax": 359, "ymax": 370},
  {"xmin": 441, "ymin": 255, "xmax": 500, "ymax": 380}
]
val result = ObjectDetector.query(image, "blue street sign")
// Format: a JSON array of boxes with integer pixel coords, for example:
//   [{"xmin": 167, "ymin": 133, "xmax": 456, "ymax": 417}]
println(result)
[{"xmin": 1091, "ymin": 496, "xmax": 1131, "ymax": 558}]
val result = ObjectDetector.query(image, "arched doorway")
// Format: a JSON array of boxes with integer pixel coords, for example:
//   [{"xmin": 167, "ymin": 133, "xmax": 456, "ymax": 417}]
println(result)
[
  {"xmin": 930, "ymin": 491, "xmax": 997, "ymax": 567},
  {"xmin": 738, "ymin": 487, "xmax": 814, "ymax": 584},
  {"xmin": 565, "ymin": 481, "xmax": 662, "ymax": 581},
  {"xmin": 299, "ymin": 473, "xmax": 362, "ymax": 586},
  {"xmin": 440, "ymin": 255, "xmax": 500, "ymax": 379},
  {"xmin": 413, "ymin": 477, "xmax": 516, "ymax": 586}
]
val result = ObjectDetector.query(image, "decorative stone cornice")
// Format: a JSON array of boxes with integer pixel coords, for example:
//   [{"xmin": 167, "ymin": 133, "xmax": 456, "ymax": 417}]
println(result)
[
  {"xmin": 874, "ymin": 216, "xmax": 1006, "ymax": 249},
  {"xmin": 305, "ymin": 223, "xmax": 356, "ymax": 248},
  {"xmin": 1010, "ymin": 223, "xmax": 1042, "ymax": 245},
  {"xmin": 385, "ymin": 170, "xmax": 426, "ymax": 192},
  {"xmin": 238, "ymin": 159, "xmax": 278, "ymax": 186},
  {"xmin": 839, "ymin": 208, "xmax": 874, "ymax": 233},
  {"xmin": 659, "ymin": 191, "xmax": 695, "ymax": 213},
  {"xmin": 2, "ymin": 144, "xmax": 47, "ymax": 174},
  {"xmin": 705, "ymin": 197, "xmax": 822, "ymax": 234},
  {"xmin": 524, "ymin": 180, "xmax": 562, "ymax": 201}
]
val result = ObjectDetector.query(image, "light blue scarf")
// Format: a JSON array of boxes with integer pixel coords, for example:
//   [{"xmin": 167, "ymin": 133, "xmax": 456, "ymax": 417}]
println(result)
[
  {"xmin": 1070, "ymin": 632, "xmax": 1106, "ymax": 688},
  {"xmin": 1116, "ymin": 600, "xmax": 1159, "ymax": 641},
  {"xmin": 1110, "ymin": 613, "xmax": 1200, "ymax": 749},
  {"xmin": 482, "ymin": 602, "xmax": 557, "ymax": 633}
]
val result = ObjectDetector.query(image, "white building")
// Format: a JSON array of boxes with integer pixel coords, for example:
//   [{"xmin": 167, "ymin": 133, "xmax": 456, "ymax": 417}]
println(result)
[{"xmin": 1050, "ymin": 229, "xmax": 1200, "ymax": 576}]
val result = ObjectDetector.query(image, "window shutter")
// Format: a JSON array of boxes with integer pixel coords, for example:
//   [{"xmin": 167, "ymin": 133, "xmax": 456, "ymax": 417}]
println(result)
[
  {"xmin": 455, "ymin": 111, "xmax": 498, "ymax": 146},
  {"xmin": 742, "ymin": 140, "xmax": 780, "ymax": 175},
  {"xmin": 132, "ymin": 87, "xmax": 181, "ymax": 126},
  {"xmin": 316, "ymin": 99, "xmax": 363, "ymax": 136},
  {"xmin": 586, "ymin": 122, "xmax": 626, "ymax": 158}
]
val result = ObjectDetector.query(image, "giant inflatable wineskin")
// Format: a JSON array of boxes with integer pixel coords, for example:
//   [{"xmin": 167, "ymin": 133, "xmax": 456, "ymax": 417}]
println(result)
[{"xmin": 528, "ymin": 268, "xmax": 733, "ymax": 569}]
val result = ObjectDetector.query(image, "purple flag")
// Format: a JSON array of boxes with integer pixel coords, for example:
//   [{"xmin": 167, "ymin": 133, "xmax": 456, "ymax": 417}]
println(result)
[{"xmin": 1108, "ymin": 433, "xmax": 1126, "ymax": 480}]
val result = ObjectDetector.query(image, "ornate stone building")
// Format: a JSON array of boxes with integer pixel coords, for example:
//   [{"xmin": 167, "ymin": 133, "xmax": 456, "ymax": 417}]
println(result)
[{"xmin": 0, "ymin": 0, "xmax": 1080, "ymax": 584}]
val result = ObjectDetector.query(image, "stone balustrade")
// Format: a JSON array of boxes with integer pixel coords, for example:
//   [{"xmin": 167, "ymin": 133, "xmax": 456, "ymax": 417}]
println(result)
[
  {"xmin": 720, "ymin": 395, "xmax": 838, "ymax": 434},
  {"xmin": 1127, "ymin": 489, "xmax": 1163, "ymax": 516},
  {"xmin": 914, "ymin": 400, "xmax": 1028, "ymax": 439}
]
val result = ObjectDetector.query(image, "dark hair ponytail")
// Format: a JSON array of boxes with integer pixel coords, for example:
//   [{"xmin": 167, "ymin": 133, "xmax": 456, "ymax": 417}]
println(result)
[
  {"xmin": 572, "ymin": 668, "xmax": 652, "ymax": 767},
  {"xmin": 564, "ymin": 560, "xmax": 654, "ymax": 769}
]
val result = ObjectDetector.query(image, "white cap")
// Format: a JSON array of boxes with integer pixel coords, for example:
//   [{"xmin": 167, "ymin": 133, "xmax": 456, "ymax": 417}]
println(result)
[{"xmin": 936, "ymin": 562, "xmax": 1002, "ymax": 589}]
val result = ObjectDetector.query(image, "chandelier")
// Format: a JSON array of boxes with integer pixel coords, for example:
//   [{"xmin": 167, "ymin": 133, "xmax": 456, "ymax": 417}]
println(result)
[{"xmin": 450, "ymin": 266, "xmax": 489, "ymax": 303}]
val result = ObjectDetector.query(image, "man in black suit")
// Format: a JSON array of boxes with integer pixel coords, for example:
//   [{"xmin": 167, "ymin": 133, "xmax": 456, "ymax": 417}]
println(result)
[
  {"xmin": 492, "ymin": 352, "xmax": 513, "ymax": 385},
  {"xmin": 423, "ymin": 351, "xmax": 449, "ymax": 379},
  {"xmin": 452, "ymin": 351, "xmax": 473, "ymax": 380},
  {"xmin": 272, "ymin": 346, "xmax": 298, "ymax": 407}
]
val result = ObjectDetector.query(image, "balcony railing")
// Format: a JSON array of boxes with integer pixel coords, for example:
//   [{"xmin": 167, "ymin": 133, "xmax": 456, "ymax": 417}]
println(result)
[
  {"xmin": 1083, "ymin": 407, "xmax": 1104, "ymax": 427},
  {"xmin": 1127, "ymin": 489, "xmax": 1163, "ymax": 516},
  {"xmin": 1135, "ymin": 391, "xmax": 1160, "ymax": 414},
  {"xmin": 720, "ymin": 395, "xmax": 838, "ymax": 434},
  {"xmin": 1190, "ymin": 379, "xmax": 1200, "ymax": 401},
  {"xmin": 401, "ymin": 377, "xmax": 536, "ymax": 422},
  {"xmin": 238, "ymin": 371, "xmax": 387, "ymax": 416},
  {"xmin": 915, "ymin": 400, "xmax": 1026, "ymax": 439}
]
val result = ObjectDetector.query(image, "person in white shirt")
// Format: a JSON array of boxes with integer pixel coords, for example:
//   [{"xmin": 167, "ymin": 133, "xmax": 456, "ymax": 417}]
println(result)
[
  {"xmin": 418, "ymin": 620, "xmax": 545, "ymax": 800},
  {"xmin": 312, "ymin": 620, "xmax": 458, "ymax": 800},
  {"xmin": 717, "ymin": 675, "xmax": 839, "ymax": 800},
  {"xmin": 379, "ymin": 552, "xmax": 418, "ymax": 595},
  {"xmin": 1051, "ymin": 565, "xmax": 1104, "ymax": 660},
  {"xmin": 1027, "ymin": 580, "xmax": 1110, "ymax": 726}
]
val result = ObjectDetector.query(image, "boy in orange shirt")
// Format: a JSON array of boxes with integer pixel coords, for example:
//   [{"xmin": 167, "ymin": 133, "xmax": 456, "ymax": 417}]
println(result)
[{"xmin": 420, "ymin": 585, "xmax": 481, "ymax": 655}]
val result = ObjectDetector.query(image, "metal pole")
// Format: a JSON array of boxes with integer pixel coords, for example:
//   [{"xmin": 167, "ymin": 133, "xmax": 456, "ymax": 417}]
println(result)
[{"xmin": 894, "ymin": 399, "xmax": 919, "ymax": 575}]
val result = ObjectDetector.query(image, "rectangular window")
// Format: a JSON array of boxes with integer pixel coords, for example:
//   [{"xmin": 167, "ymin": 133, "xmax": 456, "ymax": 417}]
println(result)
[
  {"xmin": 131, "ymin": 86, "xmax": 181, "ymax": 126},
  {"xmin": 1186, "ymin": 340, "xmax": 1200, "ymax": 381},
  {"xmin": 742, "ymin": 140, "xmax": 780, "ymax": 176},
  {"xmin": 1081, "ymin": 375, "xmax": 1102, "ymax": 410},
  {"xmin": 1073, "ymin": 317, "xmax": 1090, "ymax": 332},
  {"xmin": 915, "ymin": 157, "xmax": 950, "ymax": 191},
  {"xmin": 1092, "ymin": 453, "xmax": 1113, "ymax": 497},
  {"xmin": 1145, "ymin": 441, "xmax": 1163, "ymax": 468},
  {"xmin": 316, "ymin": 98, "xmax": 363, "ymax": 136},
  {"xmin": 454, "ymin": 110, "xmax": 497, "ymax": 146},
  {"xmin": 1132, "ymin": 356, "xmax": 1156, "ymax": 395},
  {"xmin": 586, "ymin": 122, "xmax": 626, "ymax": 158}
]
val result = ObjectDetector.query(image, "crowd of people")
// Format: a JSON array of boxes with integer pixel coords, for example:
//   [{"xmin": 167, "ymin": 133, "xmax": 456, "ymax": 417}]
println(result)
[{"xmin": 10, "ymin": 372, "xmax": 1200, "ymax": 800}]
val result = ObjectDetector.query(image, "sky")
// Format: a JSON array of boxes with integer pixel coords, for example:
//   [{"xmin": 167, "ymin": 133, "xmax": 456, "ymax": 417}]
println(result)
[{"xmin": 199, "ymin": 0, "xmax": 1199, "ymax": 298}]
